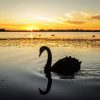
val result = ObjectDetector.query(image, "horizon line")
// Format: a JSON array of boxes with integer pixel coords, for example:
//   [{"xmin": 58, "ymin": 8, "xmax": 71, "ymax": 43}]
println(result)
[{"xmin": 0, "ymin": 28, "xmax": 100, "ymax": 32}]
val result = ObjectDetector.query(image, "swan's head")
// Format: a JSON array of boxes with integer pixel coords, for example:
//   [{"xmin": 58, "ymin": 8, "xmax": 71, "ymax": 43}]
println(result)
[{"xmin": 39, "ymin": 46, "xmax": 49, "ymax": 57}]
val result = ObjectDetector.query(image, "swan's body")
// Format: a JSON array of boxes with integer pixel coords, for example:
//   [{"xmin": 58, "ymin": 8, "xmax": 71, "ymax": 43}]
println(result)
[
  {"xmin": 39, "ymin": 46, "xmax": 81, "ymax": 76},
  {"xmin": 52, "ymin": 56, "xmax": 81, "ymax": 75}
]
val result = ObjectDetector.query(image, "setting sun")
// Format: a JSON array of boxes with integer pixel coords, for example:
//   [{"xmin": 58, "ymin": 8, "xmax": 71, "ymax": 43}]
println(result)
[{"xmin": 26, "ymin": 26, "xmax": 37, "ymax": 31}]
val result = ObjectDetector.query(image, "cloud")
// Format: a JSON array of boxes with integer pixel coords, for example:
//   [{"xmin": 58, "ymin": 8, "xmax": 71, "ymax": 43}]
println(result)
[
  {"xmin": 66, "ymin": 20, "xmax": 85, "ymax": 25},
  {"xmin": 33, "ymin": 16, "xmax": 62, "ymax": 23},
  {"xmin": 91, "ymin": 15, "xmax": 100, "ymax": 20},
  {"xmin": 64, "ymin": 11, "xmax": 90, "ymax": 21},
  {"xmin": 32, "ymin": 12, "xmax": 100, "ymax": 25},
  {"xmin": 57, "ymin": 11, "xmax": 92, "ymax": 25}
]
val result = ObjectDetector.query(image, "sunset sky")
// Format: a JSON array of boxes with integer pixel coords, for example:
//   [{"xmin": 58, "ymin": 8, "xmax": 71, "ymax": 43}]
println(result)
[{"xmin": 0, "ymin": 0, "xmax": 100, "ymax": 30}]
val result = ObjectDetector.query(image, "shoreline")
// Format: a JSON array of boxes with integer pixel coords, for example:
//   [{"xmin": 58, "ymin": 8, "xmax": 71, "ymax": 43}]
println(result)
[{"xmin": 0, "ymin": 38, "xmax": 100, "ymax": 41}]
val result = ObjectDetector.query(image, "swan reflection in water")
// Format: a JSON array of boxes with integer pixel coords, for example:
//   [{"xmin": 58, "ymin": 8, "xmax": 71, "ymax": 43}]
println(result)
[
  {"xmin": 39, "ymin": 72, "xmax": 52, "ymax": 95},
  {"xmin": 39, "ymin": 46, "xmax": 81, "ymax": 95}
]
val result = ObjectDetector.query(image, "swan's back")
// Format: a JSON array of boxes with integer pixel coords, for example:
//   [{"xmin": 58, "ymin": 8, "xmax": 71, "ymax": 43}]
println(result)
[{"xmin": 51, "ymin": 56, "xmax": 81, "ymax": 75}]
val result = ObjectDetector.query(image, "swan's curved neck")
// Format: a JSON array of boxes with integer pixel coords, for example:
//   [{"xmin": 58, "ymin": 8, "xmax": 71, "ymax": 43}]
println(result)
[{"xmin": 44, "ymin": 47, "xmax": 52, "ymax": 74}]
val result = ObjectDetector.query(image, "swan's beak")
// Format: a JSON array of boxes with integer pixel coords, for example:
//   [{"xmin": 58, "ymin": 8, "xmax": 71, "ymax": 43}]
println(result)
[
  {"xmin": 39, "ymin": 47, "xmax": 44, "ymax": 57},
  {"xmin": 39, "ymin": 53, "xmax": 41, "ymax": 57},
  {"xmin": 39, "ymin": 52, "xmax": 41, "ymax": 57}
]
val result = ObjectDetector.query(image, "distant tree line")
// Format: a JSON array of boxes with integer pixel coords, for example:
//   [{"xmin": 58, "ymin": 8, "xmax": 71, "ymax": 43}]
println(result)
[
  {"xmin": 0, "ymin": 29, "xmax": 5, "ymax": 32},
  {"xmin": 37, "ymin": 29, "xmax": 100, "ymax": 32},
  {"xmin": 0, "ymin": 28, "xmax": 100, "ymax": 32}
]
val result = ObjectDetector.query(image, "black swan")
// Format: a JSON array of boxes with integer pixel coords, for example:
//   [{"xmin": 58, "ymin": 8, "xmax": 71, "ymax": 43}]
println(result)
[
  {"xmin": 39, "ymin": 46, "xmax": 81, "ymax": 95},
  {"xmin": 39, "ymin": 46, "xmax": 81, "ymax": 76}
]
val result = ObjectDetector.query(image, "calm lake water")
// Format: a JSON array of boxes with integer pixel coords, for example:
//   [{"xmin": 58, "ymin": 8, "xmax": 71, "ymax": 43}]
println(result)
[
  {"xmin": 0, "ymin": 32, "xmax": 100, "ymax": 99},
  {"xmin": 0, "ymin": 32, "xmax": 100, "ymax": 39},
  {"xmin": 0, "ymin": 32, "xmax": 100, "ymax": 78}
]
